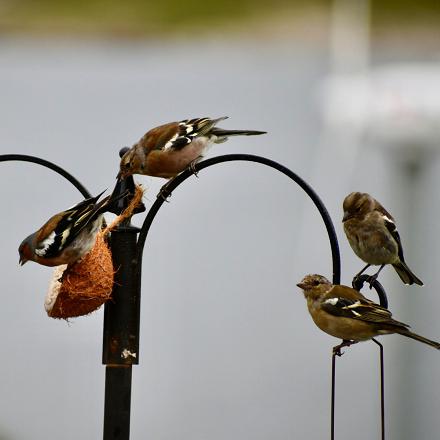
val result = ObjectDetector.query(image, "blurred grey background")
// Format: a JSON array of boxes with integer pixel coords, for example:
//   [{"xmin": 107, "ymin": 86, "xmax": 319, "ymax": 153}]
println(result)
[{"xmin": 1, "ymin": 0, "xmax": 440, "ymax": 439}]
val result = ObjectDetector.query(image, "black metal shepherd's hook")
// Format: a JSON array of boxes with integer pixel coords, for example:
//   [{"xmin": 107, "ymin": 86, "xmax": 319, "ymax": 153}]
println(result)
[
  {"xmin": 1, "ymin": 152, "xmax": 345, "ymax": 440},
  {"xmin": 331, "ymin": 275, "xmax": 387, "ymax": 440},
  {"xmin": 131, "ymin": 153, "xmax": 342, "ymax": 439},
  {"xmin": 0, "ymin": 154, "xmax": 91, "ymax": 198},
  {"xmin": 100, "ymin": 153, "xmax": 343, "ymax": 440}
]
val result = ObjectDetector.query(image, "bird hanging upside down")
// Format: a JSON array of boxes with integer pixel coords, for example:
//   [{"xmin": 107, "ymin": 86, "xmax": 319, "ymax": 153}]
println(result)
[{"xmin": 18, "ymin": 192, "xmax": 117, "ymax": 267}]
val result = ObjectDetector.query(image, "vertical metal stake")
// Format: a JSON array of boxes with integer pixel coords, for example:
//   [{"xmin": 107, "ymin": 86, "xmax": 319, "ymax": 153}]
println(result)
[
  {"xmin": 372, "ymin": 338, "xmax": 385, "ymax": 440},
  {"xmin": 102, "ymin": 224, "xmax": 141, "ymax": 440},
  {"xmin": 331, "ymin": 339, "xmax": 385, "ymax": 440},
  {"xmin": 331, "ymin": 350, "xmax": 337, "ymax": 440}
]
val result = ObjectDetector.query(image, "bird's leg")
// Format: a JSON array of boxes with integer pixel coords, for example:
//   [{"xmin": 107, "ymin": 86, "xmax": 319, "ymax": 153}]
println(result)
[
  {"xmin": 353, "ymin": 263, "xmax": 371, "ymax": 283},
  {"xmin": 188, "ymin": 156, "xmax": 202, "ymax": 177},
  {"xmin": 356, "ymin": 264, "xmax": 371, "ymax": 278},
  {"xmin": 157, "ymin": 180, "xmax": 173, "ymax": 202},
  {"xmin": 367, "ymin": 264, "xmax": 385, "ymax": 288},
  {"xmin": 332, "ymin": 339, "xmax": 357, "ymax": 357}
]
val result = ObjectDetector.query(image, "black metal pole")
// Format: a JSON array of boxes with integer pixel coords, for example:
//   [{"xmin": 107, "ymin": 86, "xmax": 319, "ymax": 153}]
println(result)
[
  {"xmin": 102, "ymin": 152, "xmax": 145, "ymax": 440},
  {"xmin": 103, "ymin": 365, "xmax": 133, "ymax": 439},
  {"xmin": 102, "ymin": 224, "xmax": 140, "ymax": 440}
]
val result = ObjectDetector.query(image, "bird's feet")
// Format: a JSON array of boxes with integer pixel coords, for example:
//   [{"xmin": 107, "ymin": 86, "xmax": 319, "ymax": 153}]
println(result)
[
  {"xmin": 157, "ymin": 183, "xmax": 172, "ymax": 202},
  {"xmin": 352, "ymin": 264, "xmax": 371, "ymax": 286},
  {"xmin": 352, "ymin": 274, "xmax": 361, "ymax": 288},
  {"xmin": 333, "ymin": 340, "xmax": 356, "ymax": 357},
  {"xmin": 188, "ymin": 157, "xmax": 202, "ymax": 177},
  {"xmin": 353, "ymin": 273, "xmax": 379, "ymax": 290},
  {"xmin": 366, "ymin": 273, "xmax": 379, "ymax": 289}
]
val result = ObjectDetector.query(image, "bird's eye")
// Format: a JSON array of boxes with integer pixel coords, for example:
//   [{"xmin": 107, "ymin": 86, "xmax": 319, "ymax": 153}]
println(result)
[{"xmin": 312, "ymin": 279, "xmax": 320, "ymax": 286}]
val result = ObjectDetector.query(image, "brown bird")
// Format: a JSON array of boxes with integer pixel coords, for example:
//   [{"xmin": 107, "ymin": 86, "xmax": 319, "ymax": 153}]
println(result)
[
  {"xmin": 118, "ymin": 116, "xmax": 266, "ymax": 180},
  {"xmin": 342, "ymin": 192, "xmax": 423, "ymax": 286},
  {"xmin": 297, "ymin": 274, "xmax": 439, "ymax": 352},
  {"xmin": 19, "ymin": 192, "xmax": 114, "ymax": 267}
]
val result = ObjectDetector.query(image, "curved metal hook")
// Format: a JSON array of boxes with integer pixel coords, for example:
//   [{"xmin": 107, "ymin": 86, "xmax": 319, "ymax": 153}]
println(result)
[
  {"xmin": 352, "ymin": 274, "xmax": 388, "ymax": 308},
  {"xmin": 135, "ymin": 153, "xmax": 341, "ymax": 286},
  {"xmin": 0, "ymin": 154, "xmax": 90, "ymax": 198}
]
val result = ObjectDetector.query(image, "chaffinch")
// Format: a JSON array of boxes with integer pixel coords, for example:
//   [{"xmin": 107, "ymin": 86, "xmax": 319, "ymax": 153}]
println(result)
[
  {"xmin": 117, "ymin": 116, "xmax": 266, "ymax": 180},
  {"xmin": 343, "ymin": 192, "xmax": 423, "ymax": 286},
  {"xmin": 297, "ymin": 274, "xmax": 439, "ymax": 351},
  {"xmin": 19, "ymin": 191, "xmax": 115, "ymax": 267}
]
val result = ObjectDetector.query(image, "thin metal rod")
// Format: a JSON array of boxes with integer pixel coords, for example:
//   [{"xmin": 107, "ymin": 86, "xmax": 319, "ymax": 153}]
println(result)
[
  {"xmin": 331, "ymin": 350, "xmax": 337, "ymax": 440},
  {"xmin": 372, "ymin": 338, "xmax": 385, "ymax": 440},
  {"xmin": 331, "ymin": 339, "xmax": 385, "ymax": 440},
  {"xmin": 330, "ymin": 340, "xmax": 355, "ymax": 440},
  {"xmin": 135, "ymin": 154, "xmax": 341, "ymax": 287},
  {"xmin": 0, "ymin": 154, "xmax": 90, "ymax": 198}
]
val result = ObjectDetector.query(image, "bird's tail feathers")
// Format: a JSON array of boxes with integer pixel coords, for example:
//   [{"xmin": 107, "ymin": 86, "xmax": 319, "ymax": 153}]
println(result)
[
  {"xmin": 90, "ymin": 190, "xmax": 107, "ymax": 204},
  {"xmin": 397, "ymin": 328, "xmax": 440, "ymax": 349},
  {"xmin": 94, "ymin": 194, "xmax": 112, "ymax": 215},
  {"xmin": 210, "ymin": 127, "xmax": 267, "ymax": 140},
  {"xmin": 392, "ymin": 261, "xmax": 424, "ymax": 286},
  {"xmin": 95, "ymin": 190, "xmax": 130, "ymax": 216},
  {"xmin": 211, "ymin": 116, "xmax": 229, "ymax": 125}
]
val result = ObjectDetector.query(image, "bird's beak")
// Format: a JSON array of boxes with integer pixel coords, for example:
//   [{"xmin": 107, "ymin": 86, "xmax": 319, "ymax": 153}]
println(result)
[
  {"xmin": 342, "ymin": 211, "xmax": 350, "ymax": 222},
  {"xmin": 19, "ymin": 256, "xmax": 28, "ymax": 266},
  {"xmin": 296, "ymin": 282, "xmax": 307, "ymax": 289}
]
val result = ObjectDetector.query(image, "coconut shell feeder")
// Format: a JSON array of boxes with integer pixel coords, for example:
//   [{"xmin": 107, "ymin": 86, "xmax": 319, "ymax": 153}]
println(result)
[{"xmin": 45, "ymin": 185, "xmax": 144, "ymax": 319}]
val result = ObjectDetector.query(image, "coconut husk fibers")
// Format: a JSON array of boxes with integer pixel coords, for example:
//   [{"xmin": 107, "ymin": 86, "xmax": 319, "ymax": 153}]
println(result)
[
  {"xmin": 45, "ymin": 185, "xmax": 144, "ymax": 319},
  {"xmin": 45, "ymin": 231, "xmax": 114, "ymax": 318}
]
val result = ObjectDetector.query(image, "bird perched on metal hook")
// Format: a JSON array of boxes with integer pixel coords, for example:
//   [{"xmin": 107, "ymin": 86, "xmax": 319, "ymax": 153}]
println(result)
[
  {"xmin": 117, "ymin": 116, "xmax": 266, "ymax": 180},
  {"xmin": 297, "ymin": 274, "xmax": 439, "ymax": 351},
  {"xmin": 19, "ymin": 191, "xmax": 119, "ymax": 267},
  {"xmin": 342, "ymin": 192, "xmax": 423, "ymax": 286}
]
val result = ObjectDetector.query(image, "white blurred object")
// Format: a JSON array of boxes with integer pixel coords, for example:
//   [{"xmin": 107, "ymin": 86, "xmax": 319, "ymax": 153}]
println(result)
[
  {"xmin": 322, "ymin": 0, "xmax": 440, "ymax": 165},
  {"xmin": 321, "ymin": 65, "xmax": 440, "ymax": 153},
  {"xmin": 329, "ymin": 0, "xmax": 370, "ymax": 74}
]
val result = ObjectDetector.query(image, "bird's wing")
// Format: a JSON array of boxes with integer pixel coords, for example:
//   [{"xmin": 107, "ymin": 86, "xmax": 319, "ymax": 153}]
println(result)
[
  {"xmin": 152, "ymin": 117, "xmax": 227, "ymax": 151},
  {"xmin": 374, "ymin": 202, "xmax": 405, "ymax": 262},
  {"xmin": 35, "ymin": 192, "xmax": 106, "ymax": 258},
  {"xmin": 321, "ymin": 286, "xmax": 409, "ymax": 328}
]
